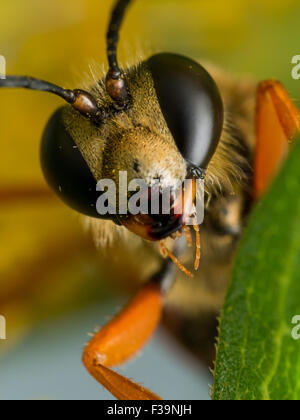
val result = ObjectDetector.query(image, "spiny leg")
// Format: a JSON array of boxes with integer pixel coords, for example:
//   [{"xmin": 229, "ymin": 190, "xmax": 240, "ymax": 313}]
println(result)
[
  {"xmin": 254, "ymin": 80, "xmax": 300, "ymax": 199},
  {"xmin": 82, "ymin": 260, "xmax": 176, "ymax": 400}
]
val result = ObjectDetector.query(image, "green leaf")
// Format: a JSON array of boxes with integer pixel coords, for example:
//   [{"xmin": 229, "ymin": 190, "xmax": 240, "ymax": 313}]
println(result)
[{"xmin": 213, "ymin": 138, "xmax": 300, "ymax": 401}]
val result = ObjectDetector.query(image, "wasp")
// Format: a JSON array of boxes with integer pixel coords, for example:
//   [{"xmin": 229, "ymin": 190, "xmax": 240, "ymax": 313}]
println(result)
[{"xmin": 0, "ymin": 0, "xmax": 299, "ymax": 400}]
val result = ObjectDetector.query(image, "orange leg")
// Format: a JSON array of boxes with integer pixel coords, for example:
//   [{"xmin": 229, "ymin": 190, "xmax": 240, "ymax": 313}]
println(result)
[
  {"xmin": 82, "ymin": 262, "xmax": 175, "ymax": 400},
  {"xmin": 254, "ymin": 80, "xmax": 300, "ymax": 199},
  {"xmin": 0, "ymin": 184, "xmax": 177, "ymax": 400}
]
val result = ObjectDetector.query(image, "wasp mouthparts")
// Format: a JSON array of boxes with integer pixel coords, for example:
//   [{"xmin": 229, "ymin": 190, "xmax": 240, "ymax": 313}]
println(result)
[{"xmin": 118, "ymin": 178, "xmax": 197, "ymax": 242}]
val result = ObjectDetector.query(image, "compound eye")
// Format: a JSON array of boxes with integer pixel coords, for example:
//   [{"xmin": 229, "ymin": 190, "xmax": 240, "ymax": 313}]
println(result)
[
  {"xmin": 147, "ymin": 53, "xmax": 224, "ymax": 169},
  {"xmin": 40, "ymin": 108, "xmax": 109, "ymax": 219}
]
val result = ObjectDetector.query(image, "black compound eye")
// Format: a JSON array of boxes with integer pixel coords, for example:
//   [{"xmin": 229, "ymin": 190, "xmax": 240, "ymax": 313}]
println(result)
[
  {"xmin": 40, "ymin": 107, "xmax": 110, "ymax": 219},
  {"xmin": 147, "ymin": 53, "xmax": 224, "ymax": 169}
]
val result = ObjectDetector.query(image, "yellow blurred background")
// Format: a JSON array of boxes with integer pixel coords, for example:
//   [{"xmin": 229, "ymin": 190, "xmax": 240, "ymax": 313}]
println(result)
[{"xmin": 0, "ymin": 0, "xmax": 300, "ymax": 399}]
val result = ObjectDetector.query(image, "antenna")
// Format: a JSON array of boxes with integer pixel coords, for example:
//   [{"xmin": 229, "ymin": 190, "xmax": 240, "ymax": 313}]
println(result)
[
  {"xmin": 0, "ymin": 76, "xmax": 102, "ymax": 119},
  {"xmin": 0, "ymin": 1, "xmax": 135, "ymax": 116},
  {"xmin": 105, "ymin": 0, "xmax": 133, "ymax": 106}
]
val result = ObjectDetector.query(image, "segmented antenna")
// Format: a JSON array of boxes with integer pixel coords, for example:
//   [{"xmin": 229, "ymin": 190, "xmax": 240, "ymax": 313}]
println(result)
[
  {"xmin": 0, "ymin": 1, "xmax": 134, "ymax": 115},
  {"xmin": 0, "ymin": 76, "xmax": 101, "ymax": 119},
  {"xmin": 0, "ymin": 76, "xmax": 76, "ymax": 102},
  {"xmin": 106, "ymin": 0, "xmax": 132, "ymax": 105}
]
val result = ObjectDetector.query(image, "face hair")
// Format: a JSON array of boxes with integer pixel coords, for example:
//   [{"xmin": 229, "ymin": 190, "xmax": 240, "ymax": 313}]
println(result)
[{"xmin": 0, "ymin": 0, "xmax": 133, "ymax": 115}]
